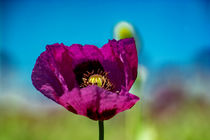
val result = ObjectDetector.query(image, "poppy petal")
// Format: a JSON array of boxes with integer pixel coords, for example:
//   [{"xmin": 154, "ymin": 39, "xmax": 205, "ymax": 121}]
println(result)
[
  {"xmin": 106, "ymin": 38, "xmax": 138, "ymax": 91},
  {"xmin": 100, "ymin": 41, "xmax": 126, "ymax": 91},
  {"xmin": 59, "ymin": 86, "xmax": 139, "ymax": 120},
  {"xmin": 32, "ymin": 43, "xmax": 76, "ymax": 102},
  {"xmin": 67, "ymin": 44, "xmax": 104, "ymax": 67}
]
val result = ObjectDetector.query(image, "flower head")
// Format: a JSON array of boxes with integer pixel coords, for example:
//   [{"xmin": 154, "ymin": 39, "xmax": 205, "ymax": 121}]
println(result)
[{"xmin": 31, "ymin": 38, "xmax": 139, "ymax": 120}]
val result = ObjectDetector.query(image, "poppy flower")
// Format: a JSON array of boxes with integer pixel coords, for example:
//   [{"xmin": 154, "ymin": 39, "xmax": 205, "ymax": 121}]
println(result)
[{"xmin": 31, "ymin": 38, "xmax": 139, "ymax": 120}]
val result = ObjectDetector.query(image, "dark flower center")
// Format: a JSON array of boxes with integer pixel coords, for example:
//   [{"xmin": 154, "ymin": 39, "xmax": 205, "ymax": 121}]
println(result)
[{"xmin": 74, "ymin": 60, "xmax": 114, "ymax": 91}]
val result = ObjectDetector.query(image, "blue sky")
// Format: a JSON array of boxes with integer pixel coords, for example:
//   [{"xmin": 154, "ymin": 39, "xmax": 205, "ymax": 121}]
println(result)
[{"xmin": 1, "ymin": 0, "xmax": 210, "ymax": 85}]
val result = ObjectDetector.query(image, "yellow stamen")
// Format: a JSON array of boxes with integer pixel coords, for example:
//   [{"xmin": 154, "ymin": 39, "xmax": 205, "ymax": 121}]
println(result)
[{"xmin": 88, "ymin": 74, "xmax": 104, "ymax": 87}]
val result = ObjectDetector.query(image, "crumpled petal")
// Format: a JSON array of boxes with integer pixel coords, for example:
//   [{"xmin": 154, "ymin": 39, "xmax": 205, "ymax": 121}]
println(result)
[
  {"xmin": 100, "ymin": 42, "xmax": 126, "ymax": 91},
  {"xmin": 31, "ymin": 43, "xmax": 77, "ymax": 102},
  {"xmin": 67, "ymin": 44, "xmax": 104, "ymax": 67},
  {"xmin": 59, "ymin": 86, "xmax": 139, "ymax": 120},
  {"xmin": 101, "ymin": 38, "xmax": 138, "ymax": 91}
]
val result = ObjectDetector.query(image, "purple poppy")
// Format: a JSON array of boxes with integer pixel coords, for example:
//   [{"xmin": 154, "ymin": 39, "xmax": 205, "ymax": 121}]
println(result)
[{"xmin": 31, "ymin": 38, "xmax": 139, "ymax": 120}]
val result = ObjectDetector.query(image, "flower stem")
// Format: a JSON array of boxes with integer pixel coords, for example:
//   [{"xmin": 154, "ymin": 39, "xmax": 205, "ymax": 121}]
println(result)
[{"xmin": 98, "ymin": 121, "xmax": 104, "ymax": 140}]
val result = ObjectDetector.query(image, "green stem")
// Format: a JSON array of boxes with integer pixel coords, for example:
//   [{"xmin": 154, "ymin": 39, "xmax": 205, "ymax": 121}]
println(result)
[{"xmin": 98, "ymin": 121, "xmax": 104, "ymax": 140}]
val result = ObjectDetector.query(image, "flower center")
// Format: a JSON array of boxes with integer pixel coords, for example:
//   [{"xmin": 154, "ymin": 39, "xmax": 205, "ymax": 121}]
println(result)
[
  {"xmin": 73, "ymin": 60, "xmax": 114, "ymax": 91},
  {"xmin": 88, "ymin": 74, "xmax": 104, "ymax": 87},
  {"xmin": 81, "ymin": 70, "xmax": 113, "ymax": 91}
]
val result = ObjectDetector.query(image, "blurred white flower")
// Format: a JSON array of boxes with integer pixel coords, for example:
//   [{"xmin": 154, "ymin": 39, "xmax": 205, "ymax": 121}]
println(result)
[
  {"xmin": 139, "ymin": 65, "xmax": 148, "ymax": 83},
  {"xmin": 136, "ymin": 125, "xmax": 157, "ymax": 140}
]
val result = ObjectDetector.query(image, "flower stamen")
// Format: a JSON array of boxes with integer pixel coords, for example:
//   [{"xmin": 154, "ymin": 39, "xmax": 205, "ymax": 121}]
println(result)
[
  {"xmin": 88, "ymin": 74, "xmax": 104, "ymax": 87},
  {"xmin": 80, "ymin": 69, "xmax": 114, "ymax": 91}
]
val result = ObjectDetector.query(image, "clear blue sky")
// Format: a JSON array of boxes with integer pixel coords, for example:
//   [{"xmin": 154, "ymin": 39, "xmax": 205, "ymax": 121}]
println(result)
[{"xmin": 1, "ymin": 0, "xmax": 210, "ymax": 85}]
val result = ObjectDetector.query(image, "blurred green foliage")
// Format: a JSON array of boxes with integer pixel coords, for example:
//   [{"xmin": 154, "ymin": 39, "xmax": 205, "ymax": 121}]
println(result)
[{"xmin": 0, "ymin": 99, "xmax": 210, "ymax": 140}]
